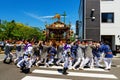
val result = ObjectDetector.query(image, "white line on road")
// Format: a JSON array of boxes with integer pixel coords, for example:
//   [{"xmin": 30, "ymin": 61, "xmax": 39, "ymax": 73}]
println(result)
[
  {"xmin": 39, "ymin": 66, "xmax": 108, "ymax": 72},
  {"xmin": 83, "ymin": 68, "xmax": 108, "ymax": 72},
  {"xmin": 0, "ymin": 59, "xmax": 3, "ymax": 61},
  {"xmin": 21, "ymin": 76, "xmax": 71, "ymax": 80},
  {"xmin": 32, "ymin": 69, "xmax": 118, "ymax": 79}
]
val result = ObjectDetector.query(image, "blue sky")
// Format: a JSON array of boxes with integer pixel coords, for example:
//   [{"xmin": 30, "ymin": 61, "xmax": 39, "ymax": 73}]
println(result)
[{"xmin": 0, "ymin": 0, "xmax": 80, "ymax": 30}]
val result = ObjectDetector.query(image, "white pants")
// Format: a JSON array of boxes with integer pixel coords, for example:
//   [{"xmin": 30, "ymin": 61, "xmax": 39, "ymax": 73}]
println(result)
[
  {"xmin": 46, "ymin": 58, "xmax": 54, "ymax": 65},
  {"xmin": 94, "ymin": 56, "xmax": 102, "ymax": 67},
  {"xmin": 64, "ymin": 57, "xmax": 69, "ymax": 68},
  {"xmin": 4, "ymin": 53, "xmax": 13, "ymax": 60},
  {"xmin": 104, "ymin": 58, "xmax": 112, "ymax": 69},
  {"xmin": 36, "ymin": 58, "xmax": 46, "ymax": 65},
  {"xmin": 73, "ymin": 57, "xmax": 85, "ymax": 68},
  {"xmin": 68, "ymin": 58, "xmax": 73, "ymax": 68},
  {"xmin": 56, "ymin": 54, "xmax": 65, "ymax": 64},
  {"xmin": 17, "ymin": 57, "xmax": 32, "ymax": 68},
  {"xmin": 99, "ymin": 52, "xmax": 104, "ymax": 62},
  {"xmin": 84, "ymin": 57, "xmax": 94, "ymax": 68}
]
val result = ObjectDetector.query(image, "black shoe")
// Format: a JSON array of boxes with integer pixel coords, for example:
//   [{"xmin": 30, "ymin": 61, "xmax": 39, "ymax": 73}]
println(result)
[
  {"xmin": 3, "ymin": 59, "xmax": 6, "ymax": 63},
  {"xmin": 3, "ymin": 59, "xmax": 7, "ymax": 64},
  {"xmin": 108, "ymin": 69, "xmax": 111, "ymax": 70},
  {"xmin": 62, "ymin": 71, "xmax": 69, "ymax": 75},
  {"xmin": 62, "ymin": 68, "xmax": 68, "ymax": 75},
  {"xmin": 25, "ymin": 68, "xmax": 30, "ymax": 74},
  {"xmin": 20, "ymin": 66, "xmax": 24, "ymax": 70},
  {"xmin": 22, "ymin": 68, "xmax": 30, "ymax": 74},
  {"xmin": 8, "ymin": 59, "xmax": 12, "ymax": 64}
]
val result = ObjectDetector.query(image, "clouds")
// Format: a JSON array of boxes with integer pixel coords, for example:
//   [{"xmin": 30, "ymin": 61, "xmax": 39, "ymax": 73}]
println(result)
[
  {"xmin": 24, "ymin": 12, "xmax": 54, "ymax": 22},
  {"xmin": 40, "ymin": 16, "xmax": 54, "ymax": 19},
  {"xmin": 24, "ymin": 12, "xmax": 66, "ymax": 23},
  {"xmin": 23, "ymin": 12, "xmax": 75, "ymax": 31}
]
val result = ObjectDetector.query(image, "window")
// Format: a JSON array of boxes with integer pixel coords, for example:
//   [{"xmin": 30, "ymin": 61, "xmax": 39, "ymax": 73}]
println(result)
[{"xmin": 102, "ymin": 13, "xmax": 114, "ymax": 23}]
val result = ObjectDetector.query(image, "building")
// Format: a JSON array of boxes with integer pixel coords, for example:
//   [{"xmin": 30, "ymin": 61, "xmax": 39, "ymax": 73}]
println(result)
[
  {"xmin": 78, "ymin": 0, "xmax": 100, "ymax": 41},
  {"xmin": 79, "ymin": 0, "xmax": 120, "ymax": 51},
  {"xmin": 76, "ymin": 20, "xmax": 81, "ymax": 39}
]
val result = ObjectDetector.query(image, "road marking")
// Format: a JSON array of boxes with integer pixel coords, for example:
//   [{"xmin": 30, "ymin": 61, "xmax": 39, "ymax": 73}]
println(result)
[
  {"xmin": 21, "ymin": 76, "xmax": 71, "ymax": 80},
  {"xmin": 0, "ymin": 59, "xmax": 3, "ymax": 61},
  {"xmin": 39, "ymin": 66, "xmax": 108, "ymax": 72},
  {"xmin": 39, "ymin": 66, "xmax": 63, "ymax": 69},
  {"xmin": 83, "ymin": 68, "xmax": 108, "ymax": 72},
  {"xmin": 33, "ymin": 69, "xmax": 118, "ymax": 79},
  {"xmin": 117, "ymin": 65, "xmax": 120, "ymax": 67}
]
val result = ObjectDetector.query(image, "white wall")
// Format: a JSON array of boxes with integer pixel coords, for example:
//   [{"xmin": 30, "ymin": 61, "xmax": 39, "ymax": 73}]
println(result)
[{"xmin": 100, "ymin": 0, "xmax": 120, "ymax": 45}]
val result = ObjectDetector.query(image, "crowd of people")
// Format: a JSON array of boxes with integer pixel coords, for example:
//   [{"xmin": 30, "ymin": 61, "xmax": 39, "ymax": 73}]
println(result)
[{"xmin": 3, "ymin": 39, "xmax": 113, "ymax": 74}]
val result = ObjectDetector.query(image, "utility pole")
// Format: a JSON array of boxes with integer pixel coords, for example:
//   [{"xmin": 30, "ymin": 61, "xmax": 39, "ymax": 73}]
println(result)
[{"xmin": 62, "ymin": 11, "xmax": 67, "ymax": 23}]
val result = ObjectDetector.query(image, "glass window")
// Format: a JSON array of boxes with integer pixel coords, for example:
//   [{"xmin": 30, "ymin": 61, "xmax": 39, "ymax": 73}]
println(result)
[{"xmin": 102, "ymin": 13, "xmax": 114, "ymax": 23}]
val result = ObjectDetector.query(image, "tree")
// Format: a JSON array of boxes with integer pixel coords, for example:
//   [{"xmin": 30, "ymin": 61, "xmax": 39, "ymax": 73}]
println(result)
[
  {"xmin": 0, "ymin": 20, "xmax": 45, "ymax": 41},
  {"xmin": 0, "ymin": 20, "xmax": 16, "ymax": 39}
]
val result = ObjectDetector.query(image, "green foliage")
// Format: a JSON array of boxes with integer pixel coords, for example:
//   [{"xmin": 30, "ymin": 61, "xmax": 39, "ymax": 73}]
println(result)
[
  {"xmin": 0, "ymin": 20, "xmax": 45, "ymax": 41},
  {"xmin": 70, "ymin": 34, "xmax": 75, "ymax": 42}
]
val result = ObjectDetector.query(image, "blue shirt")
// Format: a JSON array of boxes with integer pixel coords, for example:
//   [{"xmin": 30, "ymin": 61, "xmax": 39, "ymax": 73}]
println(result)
[{"xmin": 104, "ymin": 45, "xmax": 113, "ymax": 58}]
